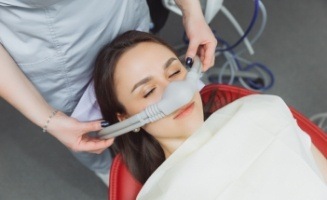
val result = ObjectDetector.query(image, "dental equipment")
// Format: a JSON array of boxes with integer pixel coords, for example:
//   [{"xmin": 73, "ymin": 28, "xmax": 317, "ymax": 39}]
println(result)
[
  {"xmin": 98, "ymin": 56, "xmax": 202, "ymax": 139},
  {"xmin": 310, "ymin": 112, "xmax": 327, "ymax": 133},
  {"xmin": 208, "ymin": 0, "xmax": 274, "ymax": 91},
  {"xmin": 163, "ymin": 0, "xmax": 273, "ymax": 92}
]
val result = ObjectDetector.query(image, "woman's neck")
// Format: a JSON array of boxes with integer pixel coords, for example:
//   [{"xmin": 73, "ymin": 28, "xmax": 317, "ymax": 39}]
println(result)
[
  {"xmin": 158, "ymin": 137, "xmax": 188, "ymax": 158},
  {"xmin": 158, "ymin": 122, "xmax": 204, "ymax": 158}
]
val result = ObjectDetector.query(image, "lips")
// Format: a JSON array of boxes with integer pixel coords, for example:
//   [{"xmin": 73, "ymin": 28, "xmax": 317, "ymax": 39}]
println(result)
[{"xmin": 174, "ymin": 102, "xmax": 195, "ymax": 119}]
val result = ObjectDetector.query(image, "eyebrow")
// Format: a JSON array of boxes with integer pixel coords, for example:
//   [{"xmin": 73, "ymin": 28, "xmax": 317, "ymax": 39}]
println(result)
[{"xmin": 131, "ymin": 57, "xmax": 178, "ymax": 93}]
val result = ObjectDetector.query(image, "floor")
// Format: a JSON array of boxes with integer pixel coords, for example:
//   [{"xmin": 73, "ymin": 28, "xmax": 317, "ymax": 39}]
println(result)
[{"xmin": 1, "ymin": 0, "xmax": 326, "ymax": 199}]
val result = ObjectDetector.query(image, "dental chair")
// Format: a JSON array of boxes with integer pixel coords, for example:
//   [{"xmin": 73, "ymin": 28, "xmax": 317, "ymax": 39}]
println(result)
[{"xmin": 108, "ymin": 84, "xmax": 327, "ymax": 200}]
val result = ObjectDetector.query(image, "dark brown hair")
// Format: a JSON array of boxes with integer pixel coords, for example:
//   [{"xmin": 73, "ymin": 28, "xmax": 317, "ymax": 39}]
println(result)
[{"xmin": 93, "ymin": 30, "xmax": 179, "ymax": 184}]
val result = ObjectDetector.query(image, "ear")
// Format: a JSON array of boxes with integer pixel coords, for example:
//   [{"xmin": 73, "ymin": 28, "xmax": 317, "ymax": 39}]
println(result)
[{"xmin": 116, "ymin": 113, "xmax": 127, "ymax": 122}]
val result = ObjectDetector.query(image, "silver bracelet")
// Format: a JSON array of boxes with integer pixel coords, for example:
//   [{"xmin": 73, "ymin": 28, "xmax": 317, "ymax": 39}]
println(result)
[{"xmin": 42, "ymin": 110, "xmax": 58, "ymax": 133}]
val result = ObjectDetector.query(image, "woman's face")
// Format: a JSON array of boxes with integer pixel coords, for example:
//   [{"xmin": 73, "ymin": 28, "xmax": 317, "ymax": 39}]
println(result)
[{"xmin": 114, "ymin": 42, "xmax": 204, "ymax": 142}]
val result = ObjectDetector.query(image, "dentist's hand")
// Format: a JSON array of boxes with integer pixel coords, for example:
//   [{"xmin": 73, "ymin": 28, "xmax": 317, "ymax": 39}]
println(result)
[
  {"xmin": 176, "ymin": 0, "xmax": 218, "ymax": 71},
  {"xmin": 46, "ymin": 111, "xmax": 114, "ymax": 154},
  {"xmin": 0, "ymin": 44, "xmax": 113, "ymax": 154},
  {"xmin": 183, "ymin": 15, "xmax": 217, "ymax": 71}
]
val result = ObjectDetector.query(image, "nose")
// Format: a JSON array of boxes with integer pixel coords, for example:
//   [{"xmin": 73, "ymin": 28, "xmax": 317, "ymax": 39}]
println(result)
[{"xmin": 157, "ymin": 75, "xmax": 183, "ymax": 95}]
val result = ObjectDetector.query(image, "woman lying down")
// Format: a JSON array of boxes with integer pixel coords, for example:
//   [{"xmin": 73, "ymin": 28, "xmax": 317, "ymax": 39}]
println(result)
[{"xmin": 93, "ymin": 30, "xmax": 327, "ymax": 199}]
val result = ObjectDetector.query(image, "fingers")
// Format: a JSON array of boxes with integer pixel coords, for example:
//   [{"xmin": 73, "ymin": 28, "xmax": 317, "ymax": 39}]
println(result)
[
  {"xmin": 185, "ymin": 39, "xmax": 199, "ymax": 61},
  {"xmin": 87, "ymin": 138, "xmax": 114, "ymax": 154},
  {"xmin": 186, "ymin": 39, "xmax": 217, "ymax": 72},
  {"xmin": 66, "ymin": 120, "xmax": 114, "ymax": 153},
  {"xmin": 72, "ymin": 136, "xmax": 114, "ymax": 154},
  {"xmin": 201, "ymin": 41, "xmax": 217, "ymax": 71},
  {"xmin": 81, "ymin": 119, "xmax": 103, "ymax": 133}
]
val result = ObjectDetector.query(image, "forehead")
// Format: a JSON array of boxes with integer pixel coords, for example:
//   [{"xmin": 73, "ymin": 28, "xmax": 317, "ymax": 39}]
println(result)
[
  {"xmin": 118, "ymin": 41, "xmax": 174, "ymax": 66},
  {"xmin": 114, "ymin": 42, "xmax": 176, "ymax": 82}
]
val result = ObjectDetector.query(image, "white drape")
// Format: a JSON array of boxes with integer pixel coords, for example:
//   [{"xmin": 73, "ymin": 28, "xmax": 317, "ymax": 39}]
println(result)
[{"xmin": 137, "ymin": 94, "xmax": 327, "ymax": 200}]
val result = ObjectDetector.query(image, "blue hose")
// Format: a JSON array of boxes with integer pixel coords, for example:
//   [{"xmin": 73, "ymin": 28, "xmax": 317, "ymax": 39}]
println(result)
[
  {"xmin": 214, "ymin": 32, "xmax": 274, "ymax": 91},
  {"xmin": 217, "ymin": 0, "xmax": 259, "ymax": 52}
]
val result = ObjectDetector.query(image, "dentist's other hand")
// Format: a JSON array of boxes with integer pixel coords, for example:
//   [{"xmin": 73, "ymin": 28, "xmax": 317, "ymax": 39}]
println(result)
[{"xmin": 47, "ymin": 111, "xmax": 114, "ymax": 154}]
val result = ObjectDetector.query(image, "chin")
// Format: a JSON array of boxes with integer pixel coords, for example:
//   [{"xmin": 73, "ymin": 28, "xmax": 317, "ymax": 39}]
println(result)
[{"xmin": 178, "ymin": 116, "xmax": 204, "ymax": 135}]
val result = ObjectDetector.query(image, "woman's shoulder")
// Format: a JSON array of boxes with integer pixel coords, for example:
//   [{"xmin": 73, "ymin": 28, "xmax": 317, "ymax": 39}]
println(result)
[
  {"xmin": 233, "ymin": 94, "xmax": 295, "ymax": 132},
  {"xmin": 208, "ymin": 94, "xmax": 294, "ymax": 131},
  {"xmin": 239, "ymin": 94, "xmax": 285, "ymax": 104},
  {"xmin": 209, "ymin": 94, "xmax": 294, "ymax": 126},
  {"xmin": 238, "ymin": 94, "xmax": 291, "ymax": 114},
  {"xmin": 209, "ymin": 94, "xmax": 291, "ymax": 118}
]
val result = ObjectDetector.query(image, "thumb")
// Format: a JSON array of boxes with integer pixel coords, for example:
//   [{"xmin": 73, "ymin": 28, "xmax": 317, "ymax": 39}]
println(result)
[
  {"xmin": 185, "ymin": 40, "xmax": 199, "ymax": 62},
  {"xmin": 81, "ymin": 120, "xmax": 103, "ymax": 133}
]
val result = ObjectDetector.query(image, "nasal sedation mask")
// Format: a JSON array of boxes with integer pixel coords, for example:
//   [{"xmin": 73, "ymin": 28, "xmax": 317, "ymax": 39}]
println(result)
[{"xmin": 98, "ymin": 56, "xmax": 203, "ymax": 139}]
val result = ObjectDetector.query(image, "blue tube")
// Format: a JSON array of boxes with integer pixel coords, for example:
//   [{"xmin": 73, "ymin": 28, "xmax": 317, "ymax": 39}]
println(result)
[
  {"xmin": 213, "ymin": 31, "xmax": 274, "ymax": 91},
  {"xmin": 243, "ymin": 62, "xmax": 275, "ymax": 90},
  {"xmin": 217, "ymin": 0, "xmax": 259, "ymax": 52}
]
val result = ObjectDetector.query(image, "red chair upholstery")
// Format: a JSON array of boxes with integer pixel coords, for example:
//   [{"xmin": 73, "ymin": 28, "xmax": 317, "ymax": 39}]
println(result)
[
  {"xmin": 109, "ymin": 154, "xmax": 142, "ymax": 200},
  {"xmin": 108, "ymin": 84, "xmax": 327, "ymax": 200}
]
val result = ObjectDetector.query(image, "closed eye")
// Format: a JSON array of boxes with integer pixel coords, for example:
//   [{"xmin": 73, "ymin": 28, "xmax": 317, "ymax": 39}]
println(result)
[
  {"xmin": 144, "ymin": 88, "xmax": 156, "ymax": 98},
  {"xmin": 169, "ymin": 70, "xmax": 181, "ymax": 78}
]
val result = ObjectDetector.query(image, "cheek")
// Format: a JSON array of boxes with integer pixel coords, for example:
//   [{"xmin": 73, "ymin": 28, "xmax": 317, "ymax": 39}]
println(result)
[
  {"xmin": 142, "ymin": 118, "xmax": 175, "ymax": 138},
  {"xmin": 125, "ymin": 89, "xmax": 165, "ymax": 117}
]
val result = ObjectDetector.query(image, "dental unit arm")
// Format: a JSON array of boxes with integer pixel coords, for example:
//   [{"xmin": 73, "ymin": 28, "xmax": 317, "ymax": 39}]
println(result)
[{"xmin": 98, "ymin": 56, "xmax": 202, "ymax": 139}]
